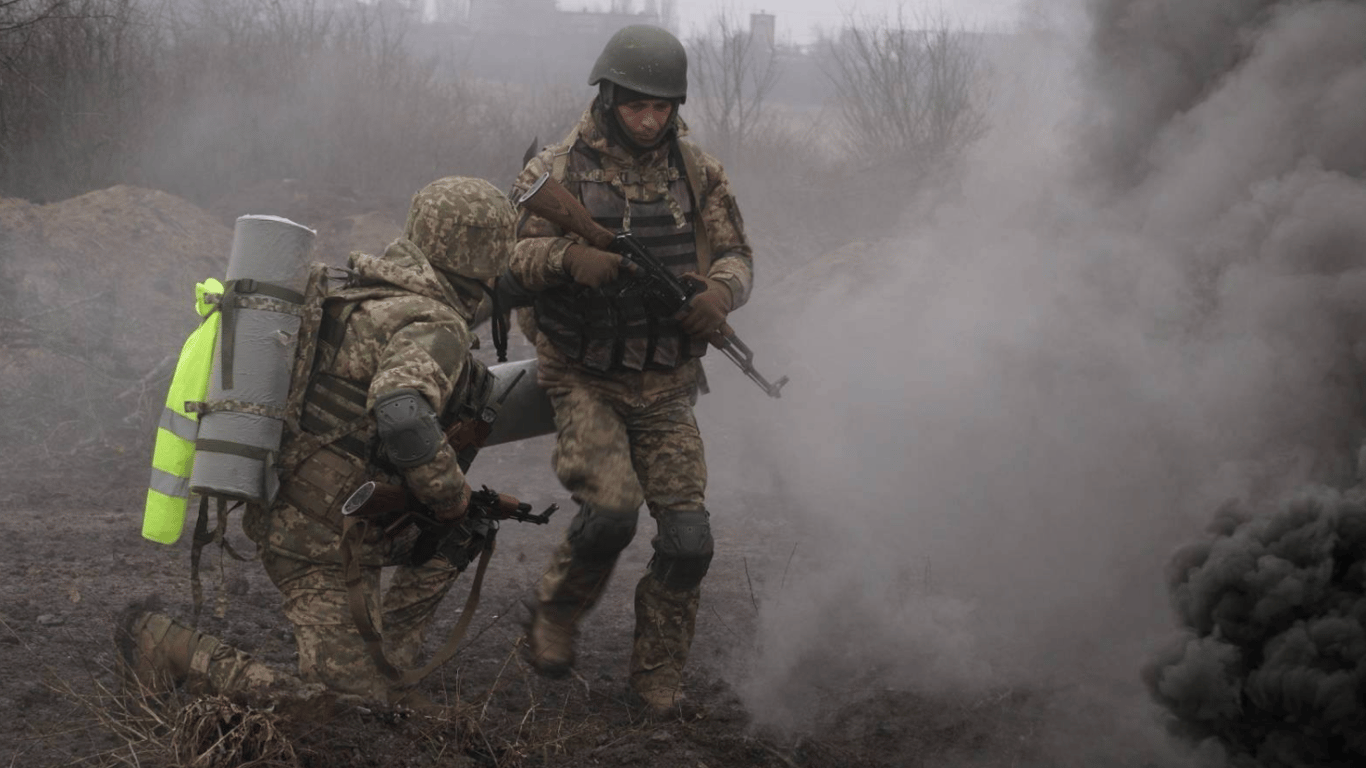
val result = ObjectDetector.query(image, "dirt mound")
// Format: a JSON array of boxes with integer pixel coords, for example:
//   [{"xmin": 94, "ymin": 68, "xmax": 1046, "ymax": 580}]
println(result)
[
  {"xmin": 1, "ymin": 185, "xmax": 231, "ymax": 496},
  {"xmin": 4, "ymin": 184, "xmax": 230, "ymax": 363},
  {"xmin": 208, "ymin": 178, "xmax": 403, "ymax": 261}
]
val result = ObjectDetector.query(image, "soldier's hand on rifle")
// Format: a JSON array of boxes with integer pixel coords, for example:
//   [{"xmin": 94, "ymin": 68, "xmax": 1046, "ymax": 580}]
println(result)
[
  {"xmin": 679, "ymin": 273, "xmax": 734, "ymax": 338},
  {"xmin": 562, "ymin": 242, "xmax": 627, "ymax": 288}
]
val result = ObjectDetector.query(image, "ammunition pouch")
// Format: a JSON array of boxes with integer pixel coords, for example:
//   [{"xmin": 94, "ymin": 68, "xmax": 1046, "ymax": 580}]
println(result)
[
  {"xmin": 278, "ymin": 443, "xmax": 372, "ymax": 535},
  {"xmin": 534, "ymin": 288, "xmax": 706, "ymax": 372}
]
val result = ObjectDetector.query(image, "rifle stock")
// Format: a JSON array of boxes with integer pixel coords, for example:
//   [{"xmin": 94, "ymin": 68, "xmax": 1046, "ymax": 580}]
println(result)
[
  {"xmin": 516, "ymin": 172, "xmax": 789, "ymax": 399},
  {"xmin": 517, "ymin": 172, "xmax": 615, "ymax": 251}
]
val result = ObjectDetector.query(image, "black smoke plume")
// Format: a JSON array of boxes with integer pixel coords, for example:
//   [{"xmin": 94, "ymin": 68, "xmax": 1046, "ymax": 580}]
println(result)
[{"xmin": 1145, "ymin": 489, "xmax": 1366, "ymax": 766}]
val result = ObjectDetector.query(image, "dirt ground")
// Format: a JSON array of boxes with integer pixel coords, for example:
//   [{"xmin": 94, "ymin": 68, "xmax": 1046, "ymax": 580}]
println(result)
[{"xmin": 0, "ymin": 424, "xmax": 1054, "ymax": 768}]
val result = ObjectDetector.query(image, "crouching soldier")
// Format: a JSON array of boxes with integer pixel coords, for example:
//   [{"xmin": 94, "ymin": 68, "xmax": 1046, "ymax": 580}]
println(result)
[{"xmin": 118, "ymin": 177, "xmax": 519, "ymax": 710}]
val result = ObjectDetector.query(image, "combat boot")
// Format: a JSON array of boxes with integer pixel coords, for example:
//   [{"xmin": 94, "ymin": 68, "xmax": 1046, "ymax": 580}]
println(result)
[
  {"xmin": 115, "ymin": 606, "xmax": 203, "ymax": 694},
  {"xmin": 522, "ymin": 598, "xmax": 577, "ymax": 679},
  {"xmin": 627, "ymin": 672, "xmax": 686, "ymax": 718},
  {"xmin": 522, "ymin": 535, "xmax": 618, "ymax": 679},
  {"xmin": 627, "ymin": 572, "xmax": 700, "ymax": 719}
]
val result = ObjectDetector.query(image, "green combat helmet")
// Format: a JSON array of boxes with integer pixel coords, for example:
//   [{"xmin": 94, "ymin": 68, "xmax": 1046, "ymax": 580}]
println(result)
[
  {"xmin": 588, "ymin": 24, "xmax": 688, "ymax": 103},
  {"xmin": 405, "ymin": 176, "xmax": 517, "ymax": 281}
]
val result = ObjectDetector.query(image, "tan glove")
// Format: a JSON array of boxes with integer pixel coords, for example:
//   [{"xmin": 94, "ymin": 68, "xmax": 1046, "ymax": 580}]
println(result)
[
  {"xmin": 562, "ymin": 243, "xmax": 624, "ymax": 288},
  {"xmin": 679, "ymin": 274, "xmax": 734, "ymax": 338}
]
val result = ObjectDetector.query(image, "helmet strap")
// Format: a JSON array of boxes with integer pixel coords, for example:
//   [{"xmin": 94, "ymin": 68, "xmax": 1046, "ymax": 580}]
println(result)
[{"xmin": 481, "ymin": 279, "xmax": 509, "ymax": 363}]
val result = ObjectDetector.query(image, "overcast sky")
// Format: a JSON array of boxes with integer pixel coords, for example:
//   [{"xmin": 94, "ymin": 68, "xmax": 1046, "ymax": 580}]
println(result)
[{"xmin": 573, "ymin": 1, "xmax": 1026, "ymax": 42}]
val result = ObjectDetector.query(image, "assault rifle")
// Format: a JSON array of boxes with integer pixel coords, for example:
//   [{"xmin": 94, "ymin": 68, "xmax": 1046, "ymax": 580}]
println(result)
[
  {"xmin": 341, "ymin": 479, "xmax": 558, "ymax": 569},
  {"xmin": 515, "ymin": 171, "xmax": 789, "ymax": 399}
]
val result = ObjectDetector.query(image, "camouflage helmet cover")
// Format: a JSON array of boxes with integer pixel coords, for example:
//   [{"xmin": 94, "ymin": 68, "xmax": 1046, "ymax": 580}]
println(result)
[
  {"xmin": 404, "ymin": 176, "xmax": 516, "ymax": 281},
  {"xmin": 588, "ymin": 24, "xmax": 688, "ymax": 102}
]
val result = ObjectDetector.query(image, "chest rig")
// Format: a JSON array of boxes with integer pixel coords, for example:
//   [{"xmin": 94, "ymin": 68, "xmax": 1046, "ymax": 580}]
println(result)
[
  {"xmin": 533, "ymin": 139, "xmax": 710, "ymax": 372},
  {"xmin": 279, "ymin": 296, "xmax": 494, "ymax": 532}
]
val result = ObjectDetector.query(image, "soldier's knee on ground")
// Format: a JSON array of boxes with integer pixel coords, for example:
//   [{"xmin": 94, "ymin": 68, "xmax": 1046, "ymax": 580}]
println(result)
[
  {"xmin": 566, "ymin": 503, "xmax": 639, "ymax": 562},
  {"xmin": 648, "ymin": 507, "xmax": 714, "ymax": 590}
]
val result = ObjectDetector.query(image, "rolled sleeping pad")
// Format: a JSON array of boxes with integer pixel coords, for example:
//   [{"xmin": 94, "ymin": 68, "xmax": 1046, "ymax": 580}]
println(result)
[
  {"xmin": 189, "ymin": 215, "xmax": 316, "ymax": 505},
  {"xmin": 483, "ymin": 357, "xmax": 557, "ymax": 447}
]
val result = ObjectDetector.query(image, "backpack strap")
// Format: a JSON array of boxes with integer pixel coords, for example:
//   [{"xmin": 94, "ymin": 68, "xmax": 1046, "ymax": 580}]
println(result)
[
  {"xmin": 278, "ymin": 267, "xmax": 368, "ymax": 477},
  {"xmin": 548, "ymin": 124, "xmax": 581, "ymax": 186},
  {"xmin": 283, "ymin": 264, "xmax": 344, "ymax": 435},
  {"xmin": 675, "ymin": 139, "xmax": 713, "ymax": 273}
]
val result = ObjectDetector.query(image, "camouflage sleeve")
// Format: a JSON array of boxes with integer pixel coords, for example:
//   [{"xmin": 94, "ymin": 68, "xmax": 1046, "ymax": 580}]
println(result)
[
  {"xmin": 695, "ymin": 152, "xmax": 754, "ymax": 309},
  {"xmin": 363, "ymin": 297, "xmax": 473, "ymax": 510},
  {"xmin": 508, "ymin": 151, "xmax": 574, "ymax": 291}
]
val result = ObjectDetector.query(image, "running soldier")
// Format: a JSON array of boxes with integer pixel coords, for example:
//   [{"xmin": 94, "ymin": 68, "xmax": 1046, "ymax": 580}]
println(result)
[{"xmin": 505, "ymin": 24, "xmax": 755, "ymax": 716}]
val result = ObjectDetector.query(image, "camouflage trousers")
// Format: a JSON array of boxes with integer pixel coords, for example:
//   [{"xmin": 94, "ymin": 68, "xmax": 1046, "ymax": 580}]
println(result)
[
  {"xmin": 534, "ymin": 352, "xmax": 709, "ymax": 694},
  {"xmin": 190, "ymin": 498, "xmax": 465, "ymax": 700}
]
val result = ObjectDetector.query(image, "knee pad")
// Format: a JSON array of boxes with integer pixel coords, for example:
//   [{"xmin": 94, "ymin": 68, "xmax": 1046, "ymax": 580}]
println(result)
[
  {"xmin": 649, "ymin": 507, "xmax": 714, "ymax": 591},
  {"xmin": 567, "ymin": 504, "xmax": 639, "ymax": 561}
]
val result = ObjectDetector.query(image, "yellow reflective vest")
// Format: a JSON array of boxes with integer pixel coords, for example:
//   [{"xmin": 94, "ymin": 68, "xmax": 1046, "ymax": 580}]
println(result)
[{"xmin": 142, "ymin": 278, "xmax": 222, "ymax": 544}]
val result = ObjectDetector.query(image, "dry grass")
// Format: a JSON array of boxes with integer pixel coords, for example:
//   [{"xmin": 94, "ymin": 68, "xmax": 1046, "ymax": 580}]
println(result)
[{"xmin": 37, "ymin": 636, "xmax": 691, "ymax": 768}]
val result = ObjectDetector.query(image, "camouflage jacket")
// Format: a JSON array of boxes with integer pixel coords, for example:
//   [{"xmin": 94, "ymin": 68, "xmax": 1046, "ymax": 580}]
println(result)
[{"xmin": 286, "ymin": 236, "xmax": 482, "ymax": 514}]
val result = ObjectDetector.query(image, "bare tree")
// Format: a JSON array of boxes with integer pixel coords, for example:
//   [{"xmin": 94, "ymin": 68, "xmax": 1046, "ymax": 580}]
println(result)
[
  {"xmin": 0, "ymin": 0, "xmax": 158, "ymax": 200},
  {"xmin": 686, "ymin": 9, "xmax": 781, "ymax": 159},
  {"xmin": 820, "ymin": 7, "xmax": 987, "ymax": 175},
  {"xmin": 0, "ymin": 0, "xmax": 73, "ymax": 33}
]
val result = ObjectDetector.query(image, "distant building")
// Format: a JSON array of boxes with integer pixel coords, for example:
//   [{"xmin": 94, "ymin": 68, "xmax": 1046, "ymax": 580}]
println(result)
[{"xmin": 750, "ymin": 11, "xmax": 775, "ymax": 53}]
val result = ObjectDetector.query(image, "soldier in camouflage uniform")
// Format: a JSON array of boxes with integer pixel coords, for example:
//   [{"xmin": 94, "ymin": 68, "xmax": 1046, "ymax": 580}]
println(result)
[
  {"xmin": 505, "ymin": 25, "xmax": 754, "ymax": 716},
  {"xmin": 118, "ymin": 177, "xmax": 519, "ymax": 709}
]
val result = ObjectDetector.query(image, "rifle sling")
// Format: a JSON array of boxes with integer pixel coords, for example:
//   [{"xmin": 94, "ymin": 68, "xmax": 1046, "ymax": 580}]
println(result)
[
  {"xmin": 395, "ymin": 540, "xmax": 493, "ymax": 689},
  {"xmin": 341, "ymin": 514, "xmax": 495, "ymax": 690}
]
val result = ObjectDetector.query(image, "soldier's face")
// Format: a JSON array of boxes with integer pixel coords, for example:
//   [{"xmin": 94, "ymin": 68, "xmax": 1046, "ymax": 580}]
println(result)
[{"xmin": 615, "ymin": 99, "xmax": 674, "ymax": 146}]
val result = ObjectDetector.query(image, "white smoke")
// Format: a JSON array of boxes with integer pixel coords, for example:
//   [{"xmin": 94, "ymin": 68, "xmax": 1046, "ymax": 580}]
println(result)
[{"xmin": 703, "ymin": 0, "xmax": 1366, "ymax": 762}]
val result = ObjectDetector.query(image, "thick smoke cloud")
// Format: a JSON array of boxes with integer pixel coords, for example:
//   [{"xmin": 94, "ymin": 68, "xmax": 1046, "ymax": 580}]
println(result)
[
  {"xmin": 1145, "ymin": 490, "xmax": 1366, "ymax": 766},
  {"xmin": 704, "ymin": 0, "xmax": 1366, "ymax": 762},
  {"xmin": 1088, "ymin": 0, "xmax": 1366, "ymax": 763}
]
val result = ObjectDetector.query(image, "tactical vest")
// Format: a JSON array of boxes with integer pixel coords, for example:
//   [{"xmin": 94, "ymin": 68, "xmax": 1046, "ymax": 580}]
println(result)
[
  {"xmin": 534, "ymin": 136, "xmax": 711, "ymax": 372},
  {"xmin": 278, "ymin": 297, "xmax": 495, "ymax": 532}
]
